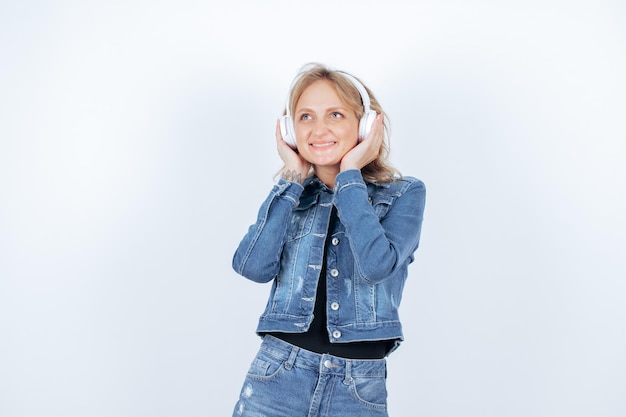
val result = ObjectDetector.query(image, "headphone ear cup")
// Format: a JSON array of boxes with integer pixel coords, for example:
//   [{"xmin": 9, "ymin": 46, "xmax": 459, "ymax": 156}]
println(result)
[
  {"xmin": 359, "ymin": 110, "xmax": 378, "ymax": 140},
  {"xmin": 280, "ymin": 115, "xmax": 297, "ymax": 148}
]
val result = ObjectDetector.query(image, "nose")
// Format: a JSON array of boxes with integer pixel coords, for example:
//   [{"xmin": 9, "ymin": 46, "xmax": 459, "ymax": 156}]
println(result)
[{"xmin": 313, "ymin": 118, "xmax": 329, "ymax": 137}]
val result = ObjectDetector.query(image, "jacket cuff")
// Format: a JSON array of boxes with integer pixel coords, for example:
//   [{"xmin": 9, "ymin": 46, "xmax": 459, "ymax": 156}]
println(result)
[
  {"xmin": 275, "ymin": 179, "xmax": 305, "ymax": 205},
  {"xmin": 333, "ymin": 169, "xmax": 366, "ymax": 193}
]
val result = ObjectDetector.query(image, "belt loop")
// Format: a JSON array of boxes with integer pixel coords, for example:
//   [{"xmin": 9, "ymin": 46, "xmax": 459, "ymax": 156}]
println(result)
[
  {"xmin": 284, "ymin": 345, "xmax": 299, "ymax": 371},
  {"xmin": 343, "ymin": 360, "xmax": 353, "ymax": 385}
]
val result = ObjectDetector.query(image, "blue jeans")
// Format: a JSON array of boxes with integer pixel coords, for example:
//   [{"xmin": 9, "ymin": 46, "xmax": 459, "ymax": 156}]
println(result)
[{"xmin": 233, "ymin": 335, "xmax": 389, "ymax": 417}]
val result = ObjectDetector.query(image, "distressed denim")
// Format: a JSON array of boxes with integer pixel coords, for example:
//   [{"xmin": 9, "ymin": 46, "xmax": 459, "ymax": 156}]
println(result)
[
  {"xmin": 233, "ymin": 335, "xmax": 389, "ymax": 417},
  {"xmin": 232, "ymin": 169, "xmax": 426, "ymax": 346}
]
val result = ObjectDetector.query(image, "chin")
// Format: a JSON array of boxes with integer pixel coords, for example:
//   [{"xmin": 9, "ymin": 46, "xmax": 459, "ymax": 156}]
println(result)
[{"xmin": 306, "ymin": 154, "xmax": 341, "ymax": 166}]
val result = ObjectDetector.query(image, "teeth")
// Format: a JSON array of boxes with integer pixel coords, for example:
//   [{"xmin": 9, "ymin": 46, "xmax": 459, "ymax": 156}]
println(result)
[{"xmin": 311, "ymin": 142, "xmax": 335, "ymax": 147}]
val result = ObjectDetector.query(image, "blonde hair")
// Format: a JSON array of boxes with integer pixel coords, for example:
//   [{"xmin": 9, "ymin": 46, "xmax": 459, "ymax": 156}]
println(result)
[{"xmin": 284, "ymin": 63, "xmax": 401, "ymax": 183}]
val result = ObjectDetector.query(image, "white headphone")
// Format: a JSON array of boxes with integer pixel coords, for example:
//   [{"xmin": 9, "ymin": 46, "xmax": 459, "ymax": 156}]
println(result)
[{"xmin": 279, "ymin": 70, "xmax": 378, "ymax": 148}]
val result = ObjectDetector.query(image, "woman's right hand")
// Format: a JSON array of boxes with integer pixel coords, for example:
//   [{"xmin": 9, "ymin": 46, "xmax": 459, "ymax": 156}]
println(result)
[{"xmin": 276, "ymin": 119, "xmax": 311, "ymax": 183}]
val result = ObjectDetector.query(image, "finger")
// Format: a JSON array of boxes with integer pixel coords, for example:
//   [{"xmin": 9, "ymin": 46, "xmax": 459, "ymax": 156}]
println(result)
[
  {"xmin": 276, "ymin": 120, "xmax": 293, "ymax": 154},
  {"xmin": 275, "ymin": 119, "xmax": 283, "ymax": 142},
  {"xmin": 371, "ymin": 113, "xmax": 384, "ymax": 137},
  {"xmin": 362, "ymin": 115, "xmax": 384, "ymax": 152},
  {"xmin": 362, "ymin": 113, "xmax": 384, "ymax": 143}
]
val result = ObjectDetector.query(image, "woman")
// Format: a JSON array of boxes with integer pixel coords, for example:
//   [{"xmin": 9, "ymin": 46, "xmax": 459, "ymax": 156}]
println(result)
[{"xmin": 231, "ymin": 63, "xmax": 426, "ymax": 416}]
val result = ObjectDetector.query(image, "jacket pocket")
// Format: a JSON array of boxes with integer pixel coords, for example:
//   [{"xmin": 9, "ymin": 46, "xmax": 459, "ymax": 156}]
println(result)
[
  {"xmin": 286, "ymin": 193, "xmax": 318, "ymax": 241},
  {"xmin": 369, "ymin": 193, "xmax": 395, "ymax": 219}
]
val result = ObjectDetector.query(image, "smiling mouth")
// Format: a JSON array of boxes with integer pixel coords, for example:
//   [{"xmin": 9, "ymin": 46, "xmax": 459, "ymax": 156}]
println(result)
[{"xmin": 310, "ymin": 142, "xmax": 336, "ymax": 148}]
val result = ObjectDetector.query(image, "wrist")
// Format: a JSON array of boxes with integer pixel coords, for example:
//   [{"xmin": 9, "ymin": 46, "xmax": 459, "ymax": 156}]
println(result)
[
  {"xmin": 281, "ymin": 168, "xmax": 306, "ymax": 184},
  {"xmin": 340, "ymin": 161, "xmax": 359, "ymax": 172}
]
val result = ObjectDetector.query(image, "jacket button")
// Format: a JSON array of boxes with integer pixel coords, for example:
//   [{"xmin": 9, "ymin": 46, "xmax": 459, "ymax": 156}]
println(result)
[
  {"xmin": 330, "ymin": 302, "xmax": 339, "ymax": 311},
  {"xmin": 332, "ymin": 330, "xmax": 342, "ymax": 339},
  {"xmin": 330, "ymin": 269, "xmax": 339, "ymax": 277},
  {"xmin": 331, "ymin": 237, "xmax": 339, "ymax": 246}
]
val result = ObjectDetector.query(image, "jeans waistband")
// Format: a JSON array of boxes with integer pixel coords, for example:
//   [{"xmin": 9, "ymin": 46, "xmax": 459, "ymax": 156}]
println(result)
[{"xmin": 260, "ymin": 335, "xmax": 386, "ymax": 378}]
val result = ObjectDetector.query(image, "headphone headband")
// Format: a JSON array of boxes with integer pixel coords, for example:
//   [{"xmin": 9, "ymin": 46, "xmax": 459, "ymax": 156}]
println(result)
[{"xmin": 336, "ymin": 71, "xmax": 373, "ymax": 114}]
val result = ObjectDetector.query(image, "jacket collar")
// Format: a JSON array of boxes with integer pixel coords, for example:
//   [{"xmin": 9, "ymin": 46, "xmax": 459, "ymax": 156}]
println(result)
[{"xmin": 302, "ymin": 173, "xmax": 394, "ymax": 194}]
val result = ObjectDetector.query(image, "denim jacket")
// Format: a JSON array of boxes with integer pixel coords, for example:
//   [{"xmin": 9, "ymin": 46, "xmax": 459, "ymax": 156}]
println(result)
[{"xmin": 232, "ymin": 169, "xmax": 426, "ymax": 348}]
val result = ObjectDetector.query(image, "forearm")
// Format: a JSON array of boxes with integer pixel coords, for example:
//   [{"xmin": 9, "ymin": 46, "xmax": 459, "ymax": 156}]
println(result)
[
  {"xmin": 333, "ymin": 170, "xmax": 425, "ymax": 283},
  {"xmin": 232, "ymin": 179, "xmax": 304, "ymax": 283}
]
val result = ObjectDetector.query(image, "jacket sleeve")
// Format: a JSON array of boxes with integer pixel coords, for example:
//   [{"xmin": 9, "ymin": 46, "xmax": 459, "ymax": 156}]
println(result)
[
  {"xmin": 232, "ymin": 179, "xmax": 304, "ymax": 283},
  {"xmin": 333, "ymin": 169, "xmax": 426, "ymax": 284}
]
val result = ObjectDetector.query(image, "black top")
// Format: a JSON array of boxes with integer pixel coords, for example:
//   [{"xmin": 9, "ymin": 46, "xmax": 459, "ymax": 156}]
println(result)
[{"xmin": 267, "ymin": 209, "xmax": 394, "ymax": 359}]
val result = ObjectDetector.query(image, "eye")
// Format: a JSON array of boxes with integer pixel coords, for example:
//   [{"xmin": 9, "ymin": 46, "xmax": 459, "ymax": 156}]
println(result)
[
  {"xmin": 299, "ymin": 113, "xmax": 312, "ymax": 121},
  {"xmin": 330, "ymin": 112, "xmax": 343, "ymax": 119}
]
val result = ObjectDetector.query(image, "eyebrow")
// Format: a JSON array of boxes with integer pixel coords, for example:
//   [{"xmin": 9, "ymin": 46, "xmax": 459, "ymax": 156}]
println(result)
[{"xmin": 295, "ymin": 106, "xmax": 349, "ymax": 114}]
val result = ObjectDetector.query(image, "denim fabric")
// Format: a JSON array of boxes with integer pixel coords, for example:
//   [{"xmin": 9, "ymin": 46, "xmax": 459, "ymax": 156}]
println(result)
[
  {"xmin": 233, "ymin": 335, "xmax": 389, "ymax": 417},
  {"xmin": 232, "ymin": 169, "xmax": 426, "ymax": 346}
]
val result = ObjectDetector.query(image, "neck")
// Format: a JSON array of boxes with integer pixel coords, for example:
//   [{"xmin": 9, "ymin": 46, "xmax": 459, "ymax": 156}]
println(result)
[{"xmin": 314, "ymin": 166, "xmax": 339, "ymax": 189}]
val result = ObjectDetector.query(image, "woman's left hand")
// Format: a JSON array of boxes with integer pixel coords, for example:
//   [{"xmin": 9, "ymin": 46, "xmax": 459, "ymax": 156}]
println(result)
[{"xmin": 340, "ymin": 113, "xmax": 384, "ymax": 172}]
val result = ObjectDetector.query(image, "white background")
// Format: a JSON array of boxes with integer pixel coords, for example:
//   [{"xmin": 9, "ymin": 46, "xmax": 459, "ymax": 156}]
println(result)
[{"xmin": 1, "ymin": 1, "xmax": 625, "ymax": 416}]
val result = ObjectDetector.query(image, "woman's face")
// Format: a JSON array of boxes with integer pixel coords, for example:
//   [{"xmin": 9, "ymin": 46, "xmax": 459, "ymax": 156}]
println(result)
[{"xmin": 294, "ymin": 79, "xmax": 359, "ymax": 173}]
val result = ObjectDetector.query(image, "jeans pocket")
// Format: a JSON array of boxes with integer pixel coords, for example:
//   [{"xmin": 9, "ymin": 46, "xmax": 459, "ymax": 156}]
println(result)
[
  {"xmin": 246, "ymin": 350, "xmax": 285, "ymax": 381},
  {"xmin": 350, "ymin": 376, "xmax": 388, "ymax": 409}
]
